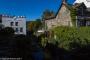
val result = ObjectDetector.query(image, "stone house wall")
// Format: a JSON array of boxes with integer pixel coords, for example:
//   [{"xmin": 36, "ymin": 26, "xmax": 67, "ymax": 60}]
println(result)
[{"xmin": 45, "ymin": 3, "xmax": 73, "ymax": 29}]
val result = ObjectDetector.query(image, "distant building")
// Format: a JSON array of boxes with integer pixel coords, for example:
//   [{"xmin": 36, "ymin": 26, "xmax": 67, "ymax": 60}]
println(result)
[
  {"xmin": 0, "ymin": 14, "xmax": 26, "ymax": 35},
  {"xmin": 74, "ymin": 0, "xmax": 90, "ymax": 27},
  {"xmin": 44, "ymin": 0, "xmax": 73, "ymax": 29}
]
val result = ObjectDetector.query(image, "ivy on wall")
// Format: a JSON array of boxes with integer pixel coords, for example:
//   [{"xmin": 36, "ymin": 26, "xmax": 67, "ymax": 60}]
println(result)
[
  {"xmin": 70, "ymin": 8, "xmax": 77, "ymax": 27},
  {"xmin": 66, "ymin": 4, "xmax": 77, "ymax": 27}
]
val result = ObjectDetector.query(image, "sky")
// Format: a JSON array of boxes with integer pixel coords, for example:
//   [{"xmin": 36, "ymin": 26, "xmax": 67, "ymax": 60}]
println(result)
[{"xmin": 0, "ymin": 0, "xmax": 75, "ymax": 21}]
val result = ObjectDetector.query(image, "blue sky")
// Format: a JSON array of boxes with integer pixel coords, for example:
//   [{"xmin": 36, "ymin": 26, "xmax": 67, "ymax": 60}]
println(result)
[{"xmin": 0, "ymin": 0, "xmax": 75, "ymax": 20}]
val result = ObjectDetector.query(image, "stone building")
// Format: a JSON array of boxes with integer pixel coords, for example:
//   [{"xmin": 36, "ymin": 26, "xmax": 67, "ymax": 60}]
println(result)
[
  {"xmin": 44, "ymin": 0, "xmax": 73, "ymax": 29},
  {"xmin": 0, "ymin": 14, "xmax": 26, "ymax": 35}
]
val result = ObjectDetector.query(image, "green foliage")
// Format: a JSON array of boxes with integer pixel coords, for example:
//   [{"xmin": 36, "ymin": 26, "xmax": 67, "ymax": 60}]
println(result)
[
  {"xmin": 70, "ymin": 8, "xmax": 77, "ymax": 27},
  {"xmin": 0, "ymin": 27, "xmax": 15, "ymax": 36},
  {"xmin": 50, "ymin": 26, "xmax": 90, "ymax": 50},
  {"xmin": 27, "ymin": 19, "xmax": 42, "ymax": 32},
  {"xmin": 42, "ymin": 9, "xmax": 55, "ymax": 20},
  {"xmin": 65, "ymin": 4, "xmax": 77, "ymax": 27}
]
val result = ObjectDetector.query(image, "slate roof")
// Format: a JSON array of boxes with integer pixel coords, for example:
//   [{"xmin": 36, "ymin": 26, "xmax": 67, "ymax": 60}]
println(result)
[
  {"xmin": 74, "ymin": 0, "xmax": 90, "ymax": 8},
  {"xmin": 73, "ymin": 2, "xmax": 90, "ymax": 12}
]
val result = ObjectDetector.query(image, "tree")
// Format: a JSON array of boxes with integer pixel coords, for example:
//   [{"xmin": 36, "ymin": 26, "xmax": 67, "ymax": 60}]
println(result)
[
  {"xmin": 27, "ymin": 21, "xmax": 35, "ymax": 31},
  {"xmin": 27, "ymin": 19, "xmax": 42, "ymax": 32},
  {"xmin": 0, "ymin": 23, "xmax": 4, "ymax": 29},
  {"xmin": 0, "ymin": 27, "xmax": 15, "ymax": 36},
  {"xmin": 42, "ymin": 9, "xmax": 55, "ymax": 20},
  {"xmin": 35, "ymin": 19, "xmax": 42, "ymax": 30}
]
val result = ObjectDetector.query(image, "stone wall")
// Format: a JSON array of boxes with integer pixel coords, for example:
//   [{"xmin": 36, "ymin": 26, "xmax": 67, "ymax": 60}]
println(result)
[
  {"xmin": 45, "ymin": 4, "xmax": 73, "ymax": 29},
  {"xmin": 56, "ymin": 4, "xmax": 73, "ymax": 27}
]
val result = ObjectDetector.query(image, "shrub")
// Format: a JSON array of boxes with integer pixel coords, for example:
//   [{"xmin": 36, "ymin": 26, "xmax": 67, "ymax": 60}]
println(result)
[
  {"xmin": 0, "ymin": 27, "xmax": 15, "ymax": 36},
  {"xmin": 50, "ymin": 26, "xmax": 90, "ymax": 51}
]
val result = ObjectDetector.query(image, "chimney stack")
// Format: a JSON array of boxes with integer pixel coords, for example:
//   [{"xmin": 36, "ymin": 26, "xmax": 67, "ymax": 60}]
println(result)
[{"xmin": 62, "ymin": 0, "xmax": 67, "ymax": 4}]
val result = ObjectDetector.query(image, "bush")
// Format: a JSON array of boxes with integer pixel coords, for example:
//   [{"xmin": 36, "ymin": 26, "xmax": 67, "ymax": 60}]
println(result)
[
  {"xmin": 0, "ymin": 27, "xmax": 14, "ymax": 36},
  {"xmin": 50, "ymin": 26, "xmax": 90, "ymax": 51}
]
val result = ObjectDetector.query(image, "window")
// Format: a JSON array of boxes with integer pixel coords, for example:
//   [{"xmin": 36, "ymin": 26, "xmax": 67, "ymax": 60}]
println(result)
[
  {"xmin": 10, "ymin": 22, "xmax": 14, "ymax": 26},
  {"xmin": 15, "ymin": 28, "xmax": 18, "ymax": 32},
  {"xmin": 86, "ymin": 21, "xmax": 90, "ymax": 26},
  {"xmin": 15, "ymin": 22, "xmax": 18, "ymax": 26},
  {"xmin": 20, "ymin": 28, "xmax": 23, "ymax": 32}
]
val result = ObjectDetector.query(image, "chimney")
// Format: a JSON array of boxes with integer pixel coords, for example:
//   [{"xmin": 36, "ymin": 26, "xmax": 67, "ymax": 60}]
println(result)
[{"xmin": 62, "ymin": 0, "xmax": 67, "ymax": 4}]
